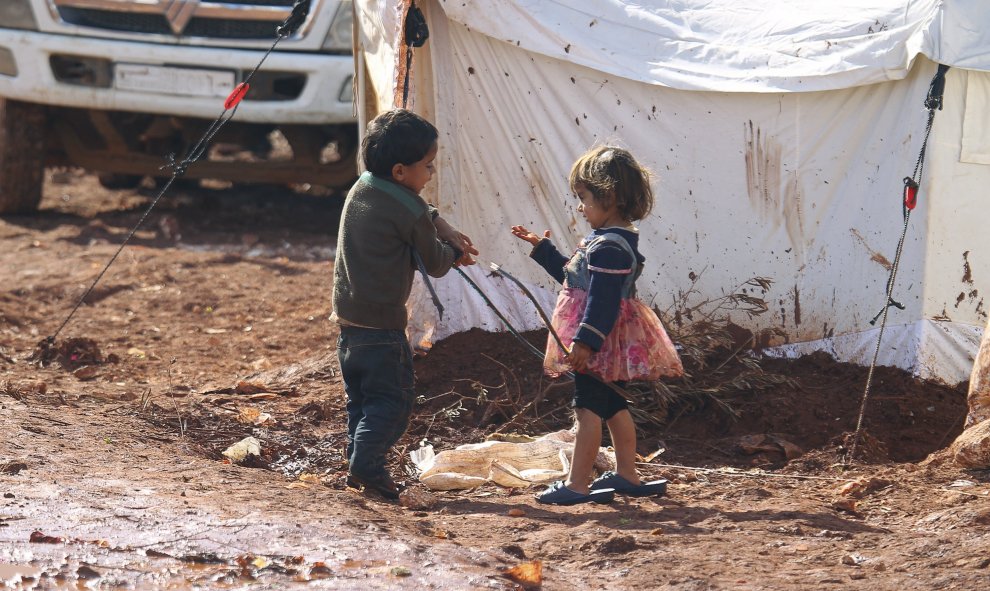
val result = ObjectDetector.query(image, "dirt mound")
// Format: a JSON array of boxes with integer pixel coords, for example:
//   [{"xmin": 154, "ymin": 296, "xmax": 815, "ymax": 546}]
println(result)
[{"xmin": 410, "ymin": 331, "xmax": 969, "ymax": 468}]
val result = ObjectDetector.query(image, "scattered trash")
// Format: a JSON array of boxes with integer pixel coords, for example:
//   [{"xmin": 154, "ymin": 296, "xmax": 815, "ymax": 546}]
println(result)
[
  {"xmin": 31, "ymin": 337, "xmax": 105, "ymax": 369},
  {"xmin": 237, "ymin": 407, "xmax": 273, "ymax": 425},
  {"xmin": 222, "ymin": 437, "xmax": 262, "ymax": 464},
  {"xmin": 641, "ymin": 446, "xmax": 666, "ymax": 463},
  {"xmin": 286, "ymin": 473, "xmax": 322, "ymax": 489},
  {"xmin": 836, "ymin": 478, "xmax": 892, "ymax": 498},
  {"xmin": 736, "ymin": 434, "xmax": 803, "ymax": 460},
  {"xmin": 840, "ymin": 553, "xmax": 867, "ymax": 566},
  {"xmin": 29, "ymin": 531, "xmax": 63, "ymax": 544},
  {"xmin": 503, "ymin": 560, "xmax": 542, "ymax": 588},
  {"xmin": 947, "ymin": 479, "xmax": 977, "ymax": 488}
]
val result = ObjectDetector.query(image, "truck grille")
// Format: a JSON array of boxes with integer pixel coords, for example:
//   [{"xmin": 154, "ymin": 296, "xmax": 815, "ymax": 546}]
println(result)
[{"xmin": 53, "ymin": 1, "xmax": 308, "ymax": 40}]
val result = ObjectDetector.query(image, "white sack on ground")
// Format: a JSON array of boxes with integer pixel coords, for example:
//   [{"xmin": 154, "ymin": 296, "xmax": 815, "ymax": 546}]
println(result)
[{"xmin": 410, "ymin": 430, "xmax": 617, "ymax": 490}]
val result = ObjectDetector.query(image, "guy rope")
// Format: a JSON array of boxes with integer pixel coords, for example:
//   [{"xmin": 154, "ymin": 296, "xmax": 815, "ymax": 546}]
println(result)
[{"xmin": 845, "ymin": 64, "xmax": 950, "ymax": 464}]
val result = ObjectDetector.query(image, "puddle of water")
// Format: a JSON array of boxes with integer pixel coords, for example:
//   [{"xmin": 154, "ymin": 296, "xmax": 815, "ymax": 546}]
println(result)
[{"xmin": 0, "ymin": 563, "xmax": 42, "ymax": 585}]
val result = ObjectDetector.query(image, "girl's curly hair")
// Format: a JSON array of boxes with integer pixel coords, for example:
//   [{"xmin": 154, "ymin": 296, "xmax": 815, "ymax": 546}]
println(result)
[{"xmin": 569, "ymin": 146, "xmax": 655, "ymax": 221}]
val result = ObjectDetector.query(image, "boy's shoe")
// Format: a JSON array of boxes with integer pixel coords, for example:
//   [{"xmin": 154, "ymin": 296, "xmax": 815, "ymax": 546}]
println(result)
[
  {"xmin": 590, "ymin": 471, "xmax": 668, "ymax": 498},
  {"xmin": 347, "ymin": 471, "xmax": 400, "ymax": 500},
  {"xmin": 535, "ymin": 481, "xmax": 615, "ymax": 505}
]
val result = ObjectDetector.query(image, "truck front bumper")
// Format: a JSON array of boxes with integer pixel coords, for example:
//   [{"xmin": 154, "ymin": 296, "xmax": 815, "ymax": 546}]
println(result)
[{"xmin": 0, "ymin": 30, "xmax": 355, "ymax": 125}]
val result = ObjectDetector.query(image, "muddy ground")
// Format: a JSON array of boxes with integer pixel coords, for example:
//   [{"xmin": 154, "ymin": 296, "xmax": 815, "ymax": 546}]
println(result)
[{"xmin": 1, "ymin": 170, "xmax": 989, "ymax": 590}]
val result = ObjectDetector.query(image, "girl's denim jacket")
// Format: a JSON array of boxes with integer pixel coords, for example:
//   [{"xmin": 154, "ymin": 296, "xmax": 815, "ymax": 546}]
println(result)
[{"xmin": 563, "ymin": 232, "xmax": 642, "ymax": 299}]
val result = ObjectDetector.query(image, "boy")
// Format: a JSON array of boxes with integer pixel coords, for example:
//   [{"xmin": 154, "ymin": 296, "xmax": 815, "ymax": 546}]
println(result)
[{"xmin": 332, "ymin": 109, "xmax": 476, "ymax": 500}]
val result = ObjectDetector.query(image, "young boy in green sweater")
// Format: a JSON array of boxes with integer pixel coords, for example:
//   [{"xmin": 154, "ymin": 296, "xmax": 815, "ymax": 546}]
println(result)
[{"xmin": 332, "ymin": 109, "xmax": 476, "ymax": 499}]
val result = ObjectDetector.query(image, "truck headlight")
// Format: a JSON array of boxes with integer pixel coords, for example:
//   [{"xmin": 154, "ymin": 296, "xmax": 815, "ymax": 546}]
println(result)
[
  {"xmin": 0, "ymin": 0, "xmax": 39, "ymax": 31},
  {"xmin": 322, "ymin": 0, "xmax": 353, "ymax": 53}
]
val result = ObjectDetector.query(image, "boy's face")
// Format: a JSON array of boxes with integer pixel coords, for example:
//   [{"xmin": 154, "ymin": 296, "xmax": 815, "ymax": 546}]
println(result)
[{"xmin": 391, "ymin": 141, "xmax": 438, "ymax": 194}]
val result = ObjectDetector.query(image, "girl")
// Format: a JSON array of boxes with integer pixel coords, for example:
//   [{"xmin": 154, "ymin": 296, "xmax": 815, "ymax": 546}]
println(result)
[{"xmin": 511, "ymin": 146, "xmax": 683, "ymax": 506}]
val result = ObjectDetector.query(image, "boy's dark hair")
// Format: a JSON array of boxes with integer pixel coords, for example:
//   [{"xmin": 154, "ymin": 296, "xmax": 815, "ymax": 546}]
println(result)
[{"xmin": 362, "ymin": 109, "xmax": 439, "ymax": 178}]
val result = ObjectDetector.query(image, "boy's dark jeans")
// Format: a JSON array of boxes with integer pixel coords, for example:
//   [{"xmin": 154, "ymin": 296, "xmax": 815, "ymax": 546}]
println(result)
[{"xmin": 337, "ymin": 326, "xmax": 415, "ymax": 480}]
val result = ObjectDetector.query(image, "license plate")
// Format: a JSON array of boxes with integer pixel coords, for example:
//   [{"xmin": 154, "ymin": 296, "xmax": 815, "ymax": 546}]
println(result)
[{"xmin": 114, "ymin": 63, "xmax": 235, "ymax": 98}]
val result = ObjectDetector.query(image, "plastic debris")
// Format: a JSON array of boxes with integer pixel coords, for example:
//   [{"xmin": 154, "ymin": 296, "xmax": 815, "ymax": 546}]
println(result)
[{"xmin": 222, "ymin": 437, "xmax": 261, "ymax": 463}]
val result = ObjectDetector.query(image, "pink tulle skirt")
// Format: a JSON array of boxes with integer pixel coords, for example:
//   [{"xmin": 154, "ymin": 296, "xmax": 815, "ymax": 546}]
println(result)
[{"xmin": 544, "ymin": 288, "xmax": 684, "ymax": 382}]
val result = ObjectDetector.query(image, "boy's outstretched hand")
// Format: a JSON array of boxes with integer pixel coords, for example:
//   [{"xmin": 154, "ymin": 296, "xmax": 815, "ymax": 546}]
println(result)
[{"xmin": 511, "ymin": 225, "xmax": 550, "ymax": 246}]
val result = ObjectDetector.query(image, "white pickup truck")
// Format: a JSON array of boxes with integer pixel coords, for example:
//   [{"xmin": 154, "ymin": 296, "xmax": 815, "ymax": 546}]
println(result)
[{"xmin": 0, "ymin": 0, "xmax": 357, "ymax": 213}]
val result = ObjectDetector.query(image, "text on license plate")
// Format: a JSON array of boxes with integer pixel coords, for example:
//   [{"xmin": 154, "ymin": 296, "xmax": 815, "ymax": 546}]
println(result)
[{"xmin": 114, "ymin": 64, "xmax": 236, "ymax": 98}]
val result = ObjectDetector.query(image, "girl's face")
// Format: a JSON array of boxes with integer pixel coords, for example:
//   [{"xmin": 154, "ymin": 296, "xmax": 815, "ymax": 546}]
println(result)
[
  {"xmin": 576, "ymin": 183, "xmax": 621, "ymax": 229},
  {"xmin": 392, "ymin": 141, "xmax": 438, "ymax": 193}
]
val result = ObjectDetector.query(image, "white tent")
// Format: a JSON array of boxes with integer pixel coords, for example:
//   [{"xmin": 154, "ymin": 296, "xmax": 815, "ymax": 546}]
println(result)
[{"xmin": 353, "ymin": 0, "xmax": 990, "ymax": 384}]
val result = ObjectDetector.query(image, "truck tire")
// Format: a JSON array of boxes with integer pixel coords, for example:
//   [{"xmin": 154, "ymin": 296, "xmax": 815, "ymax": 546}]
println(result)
[{"xmin": 0, "ymin": 99, "xmax": 46, "ymax": 214}]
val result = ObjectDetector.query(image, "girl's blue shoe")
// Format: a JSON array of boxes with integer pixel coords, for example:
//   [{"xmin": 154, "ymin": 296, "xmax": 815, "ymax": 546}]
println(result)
[
  {"xmin": 590, "ymin": 471, "xmax": 667, "ymax": 497},
  {"xmin": 536, "ymin": 481, "xmax": 615, "ymax": 505}
]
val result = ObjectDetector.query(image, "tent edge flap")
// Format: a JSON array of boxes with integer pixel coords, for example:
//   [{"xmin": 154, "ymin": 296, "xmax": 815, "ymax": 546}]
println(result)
[{"xmin": 433, "ymin": 0, "xmax": 987, "ymax": 93}]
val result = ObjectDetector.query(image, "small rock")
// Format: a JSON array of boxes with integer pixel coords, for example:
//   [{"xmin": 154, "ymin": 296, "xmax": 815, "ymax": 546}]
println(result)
[
  {"xmin": 501, "ymin": 544, "xmax": 526, "ymax": 559},
  {"xmin": 309, "ymin": 562, "xmax": 332, "ymax": 579},
  {"xmin": 1, "ymin": 462, "xmax": 27, "ymax": 475},
  {"xmin": 507, "ymin": 508, "xmax": 526, "ymax": 517},
  {"xmin": 973, "ymin": 508, "xmax": 990, "ymax": 526},
  {"xmin": 399, "ymin": 488, "xmax": 438, "ymax": 510},
  {"xmin": 598, "ymin": 534, "xmax": 637, "ymax": 554},
  {"xmin": 73, "ymin": 366, "xmax": 99, "ymax": 381},
  {"xmin": 77, "ymin": 565, "xmax": 101, "ymax": 580},
  {"xmin": 841, "ymin": 553, "xmax": 866, "ymax": 566}
]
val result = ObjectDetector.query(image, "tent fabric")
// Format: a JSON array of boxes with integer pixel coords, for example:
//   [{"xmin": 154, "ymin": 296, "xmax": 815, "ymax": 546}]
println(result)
[
  {"xmin": 433, "ymin": 0, "xmax": 989, "ymax": 93},
  {"xmin": 355, "ymin": 0, "xmax": 990, "ymax": 383},
  {"xmin": 961, "ymin": 72, "xmax": 990, "ymax": 164}
]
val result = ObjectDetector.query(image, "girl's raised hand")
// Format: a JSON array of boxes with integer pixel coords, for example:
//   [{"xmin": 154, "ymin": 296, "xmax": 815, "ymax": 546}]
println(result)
[{"xmin": 511, "ymin": 225, "xmax": 550, "ymax": 246}]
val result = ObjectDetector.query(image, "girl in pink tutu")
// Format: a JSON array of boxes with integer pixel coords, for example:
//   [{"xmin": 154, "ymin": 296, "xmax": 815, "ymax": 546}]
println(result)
[{"xmin": 511, "ymin": 146, "xmax": 683, "ymax": 506}]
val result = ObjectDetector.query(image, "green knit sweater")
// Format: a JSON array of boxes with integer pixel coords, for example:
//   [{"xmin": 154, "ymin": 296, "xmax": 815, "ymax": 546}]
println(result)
[{"xmin": 332, "ymin": 172, "xmax": 457, "ymax": 329}]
